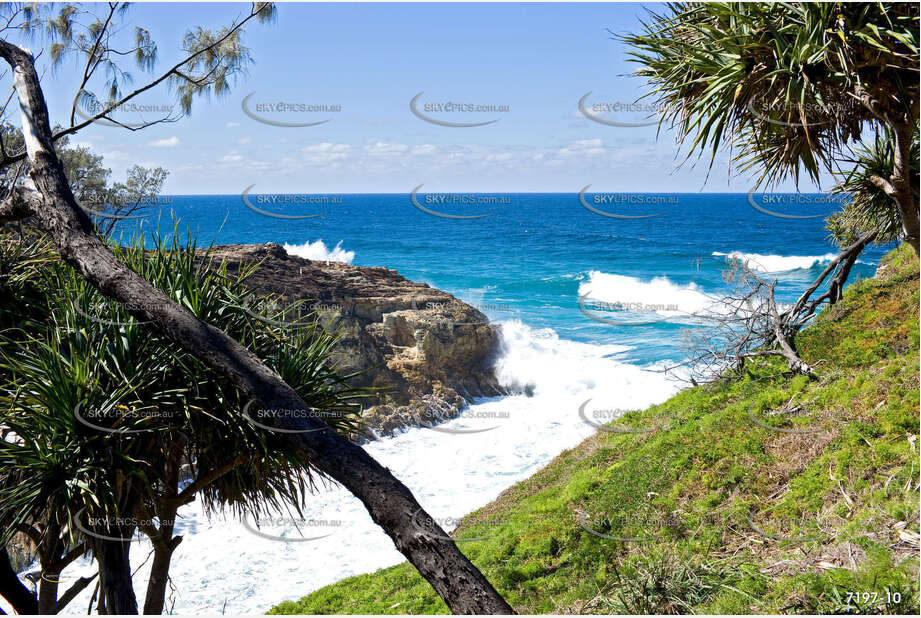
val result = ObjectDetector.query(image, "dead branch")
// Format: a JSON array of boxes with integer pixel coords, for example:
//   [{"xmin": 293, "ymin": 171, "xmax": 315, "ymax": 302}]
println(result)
[
  {"xmin": 780, "ymin": 231, "xmax": 878, "ymax": 336},
  {"xmin": 672, "ymin": 235, "xmax": 875, "ymax": 384}
]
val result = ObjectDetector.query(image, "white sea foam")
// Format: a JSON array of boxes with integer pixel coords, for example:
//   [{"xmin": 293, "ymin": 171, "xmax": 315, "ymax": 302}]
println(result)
[
  {"xmin": 578, "ymin": 271, "xmax": 717, "ymax": 316},
  {"xmin": 712, "ymin": 251, "xmax": 837, "ymax": 273},
  {"xmin": 43, "ymin": 320, "xmax": 680, "ymax": 615},
  {"xmin": 283, "ymin": 239, "xmax": 355, "ymax": 264}
]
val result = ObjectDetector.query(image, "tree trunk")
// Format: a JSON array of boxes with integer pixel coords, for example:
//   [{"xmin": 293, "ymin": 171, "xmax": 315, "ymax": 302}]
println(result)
[
  {"xmin": 143, "ymin": 544, "xmax": 176, "ymax": 615},
  {"xmin": 96, "ymin": 540, "xmax": 138, "ymax": 615},
  {"xmin": 142, "ymin": 458, "xmax": 183, "ymax": 616},
  {"xmin": 0, "ymin": 40, "xmax": 514, "ymax": 615},
  {"xmin": 36, "ymin": 527, "xmax": 66, "ymax": 614},
  {"xmin": 36, "ymin": 569, "xmax": 59, "ymax": 614},
  {"xmin": 141, "ymin": 506, "xmax": 181, "ymax": 616},
  {"xmin": 0, "ymin": 547, "xmax": 37, "ymax": 615},
  {"xmin": 891, "ymin": 122, "xmax": 920, "ymax": 256}
]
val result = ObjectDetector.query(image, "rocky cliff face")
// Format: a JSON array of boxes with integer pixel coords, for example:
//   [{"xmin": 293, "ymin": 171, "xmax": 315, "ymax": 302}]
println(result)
[{"xmin": 203, "ymin": 243, "xmax": 505, "ymax": 440}]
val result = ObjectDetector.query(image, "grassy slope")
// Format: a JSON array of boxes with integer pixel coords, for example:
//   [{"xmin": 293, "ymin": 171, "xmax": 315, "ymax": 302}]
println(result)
[{"xmin": 271, "ymin": 246, "xmax": 920, "ymax": 615}]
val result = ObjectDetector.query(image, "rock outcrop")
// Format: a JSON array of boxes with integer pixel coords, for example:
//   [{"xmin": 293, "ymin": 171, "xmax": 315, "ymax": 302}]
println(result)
[{"xmin": 202, "ymin": 243, "xmax": 505, "ymax": 441}]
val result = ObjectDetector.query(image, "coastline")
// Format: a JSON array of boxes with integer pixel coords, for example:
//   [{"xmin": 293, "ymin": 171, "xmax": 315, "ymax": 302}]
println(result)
[
  {"xmin": 270, "ymin": 246, "xmax": 921, "ymax": 615},
  {"xmin": 203, "ymin": 242, "xmax": 508, "ymax": 441}
]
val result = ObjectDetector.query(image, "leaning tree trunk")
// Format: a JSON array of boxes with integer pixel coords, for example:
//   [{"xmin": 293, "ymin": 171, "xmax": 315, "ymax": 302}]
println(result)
[
  {"xmin": 0, "ymin": 40, "xmax": 514, "ymax": 615},
  {"xmin": 0, "ymin": 547, "xmax": 37, "ymax": 615},
  {"xmin": 891, "ymin": 121, "xmax": 920, "ymax": 257}
]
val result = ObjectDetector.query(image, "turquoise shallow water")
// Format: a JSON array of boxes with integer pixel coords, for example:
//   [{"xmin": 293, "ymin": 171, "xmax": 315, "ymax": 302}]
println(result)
[{"xmin": 112, "ymin": 191, "xmax": 891, "ymax": 365}]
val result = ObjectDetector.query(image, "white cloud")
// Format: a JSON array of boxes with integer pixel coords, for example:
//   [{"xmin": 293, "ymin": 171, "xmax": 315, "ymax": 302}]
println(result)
[
  {"xmin": 556, "ymin": 138, "xmax": 605, "ymax": 158},
  {"xmin": 220, "ymin": 150, "xmax": 244, "ymax": 163},
  {"xmin": 147, "ymin": 136, "xmax": 180, "ymax": 147},
  {"xmin": 364, "ymin": 140, "xmax": 409, "ymax": 157},
  {"xmin": 410, "ymin": 144, "xmax": 437, "ymax": 156},
  {"xmin": 225, "ymin": 121, "xmax": 240, "ymax": 128},
  {"xmin": 236, "ymin": 137, "xmax": 252, "ymax": 145},
  {"xmin": 301, "ymin": 142, "xmax": 352, "ymax": 164},
  {"xmin": 100, "ymin": 149, "xmax": 129, "ymax": 162}
]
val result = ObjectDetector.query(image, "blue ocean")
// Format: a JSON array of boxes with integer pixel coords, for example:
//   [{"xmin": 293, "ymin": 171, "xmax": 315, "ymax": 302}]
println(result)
[
  {"xmin": 61, "ymin": 191, "xmax": 894, "ymax": 614},
  {"xmin": 113, "ymin": 191, "xmax": 890, "ymax": 367}
]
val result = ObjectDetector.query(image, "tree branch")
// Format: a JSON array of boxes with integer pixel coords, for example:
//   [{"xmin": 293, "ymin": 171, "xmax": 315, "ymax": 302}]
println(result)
[
  {"xmin": 0, "ymin": 36, "xmax": 514, "ymax": 615},
  {"xmin": 50, "ymin": 573, "xmax": 97, "ymax": 615},
  {"xmin": 768, "ymin": 284, "xmax": 812, "ymax": 375},
  {"xmin": 0, "ymin": 180, "xmax": 40, "ymax": 224},
  {"xmin": 0, "ymin": 3, "xmax": 266, "ymax": 168},
  {"xmin": 173, "ymin": 454, "xmax": 250, "ymax": 506},
  {"xmin": 869, "ymin": 174, "xmax": 898, "ymax": 198}
]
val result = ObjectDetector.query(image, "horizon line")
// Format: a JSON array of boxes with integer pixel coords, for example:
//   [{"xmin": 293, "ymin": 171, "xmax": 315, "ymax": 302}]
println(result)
[{"xmin": 158, "ymin": 190, "xmax": 840, "ymax": 196}]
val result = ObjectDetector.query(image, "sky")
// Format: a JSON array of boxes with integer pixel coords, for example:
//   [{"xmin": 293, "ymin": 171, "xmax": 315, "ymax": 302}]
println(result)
[{"xmin": 16, "ymin": 2, "xmax": 835, "ymax": 194}]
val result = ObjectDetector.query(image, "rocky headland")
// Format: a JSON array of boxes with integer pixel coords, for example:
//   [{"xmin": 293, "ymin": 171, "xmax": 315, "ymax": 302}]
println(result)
[{"xmin": 202, "ymin": 243, "xmax": 506, "ymax": 441}]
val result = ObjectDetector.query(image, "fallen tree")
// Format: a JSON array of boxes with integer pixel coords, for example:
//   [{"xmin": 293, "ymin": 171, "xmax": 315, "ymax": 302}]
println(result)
[{"xmin": 670, "ymin": 232, "xmax": 878, "ymax": 384}]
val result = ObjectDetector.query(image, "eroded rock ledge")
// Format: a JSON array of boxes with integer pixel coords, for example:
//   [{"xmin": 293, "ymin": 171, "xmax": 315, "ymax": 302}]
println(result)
[{"xmin": 203, "ymin": 243, "xmax": 505, "ymax": 441}]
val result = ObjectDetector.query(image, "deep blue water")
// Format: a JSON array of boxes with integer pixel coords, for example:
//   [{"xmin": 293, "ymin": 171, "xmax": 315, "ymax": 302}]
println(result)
[{"xmin": 110, "ymin": 192, "xmax": 891, "ymax": 366}]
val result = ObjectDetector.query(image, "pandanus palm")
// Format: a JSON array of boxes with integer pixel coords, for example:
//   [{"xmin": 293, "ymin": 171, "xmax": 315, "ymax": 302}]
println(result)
[
  {"xmin": 0, "ymin": 227, "xmax": 368, "ymax": 614},
  {"xmin": 829, "ymin": 125, "xmax": 920, "ymax": 245},
  {"xmin": 623, "ymin": 2, "xmax": 919, "ymax": 253}
]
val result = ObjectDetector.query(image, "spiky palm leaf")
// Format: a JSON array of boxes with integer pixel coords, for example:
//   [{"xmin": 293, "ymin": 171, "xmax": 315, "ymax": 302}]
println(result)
[
  {"xmin": 622, "ymin": 2, "xmax": 919, "ymax": 186},
  {"xmin": 827, "ymin": 125, "xmax": 920, "ymax": 245},
  {"xmin": 0, "ymin": 224, "xmax": 370, "ymax": 556}
]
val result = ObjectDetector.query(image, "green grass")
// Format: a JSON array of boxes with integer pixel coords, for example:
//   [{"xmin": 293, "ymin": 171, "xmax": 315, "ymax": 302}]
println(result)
[{"xmin": 270, "ymin": 246, "xmax": 920, "ymax": 615}]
